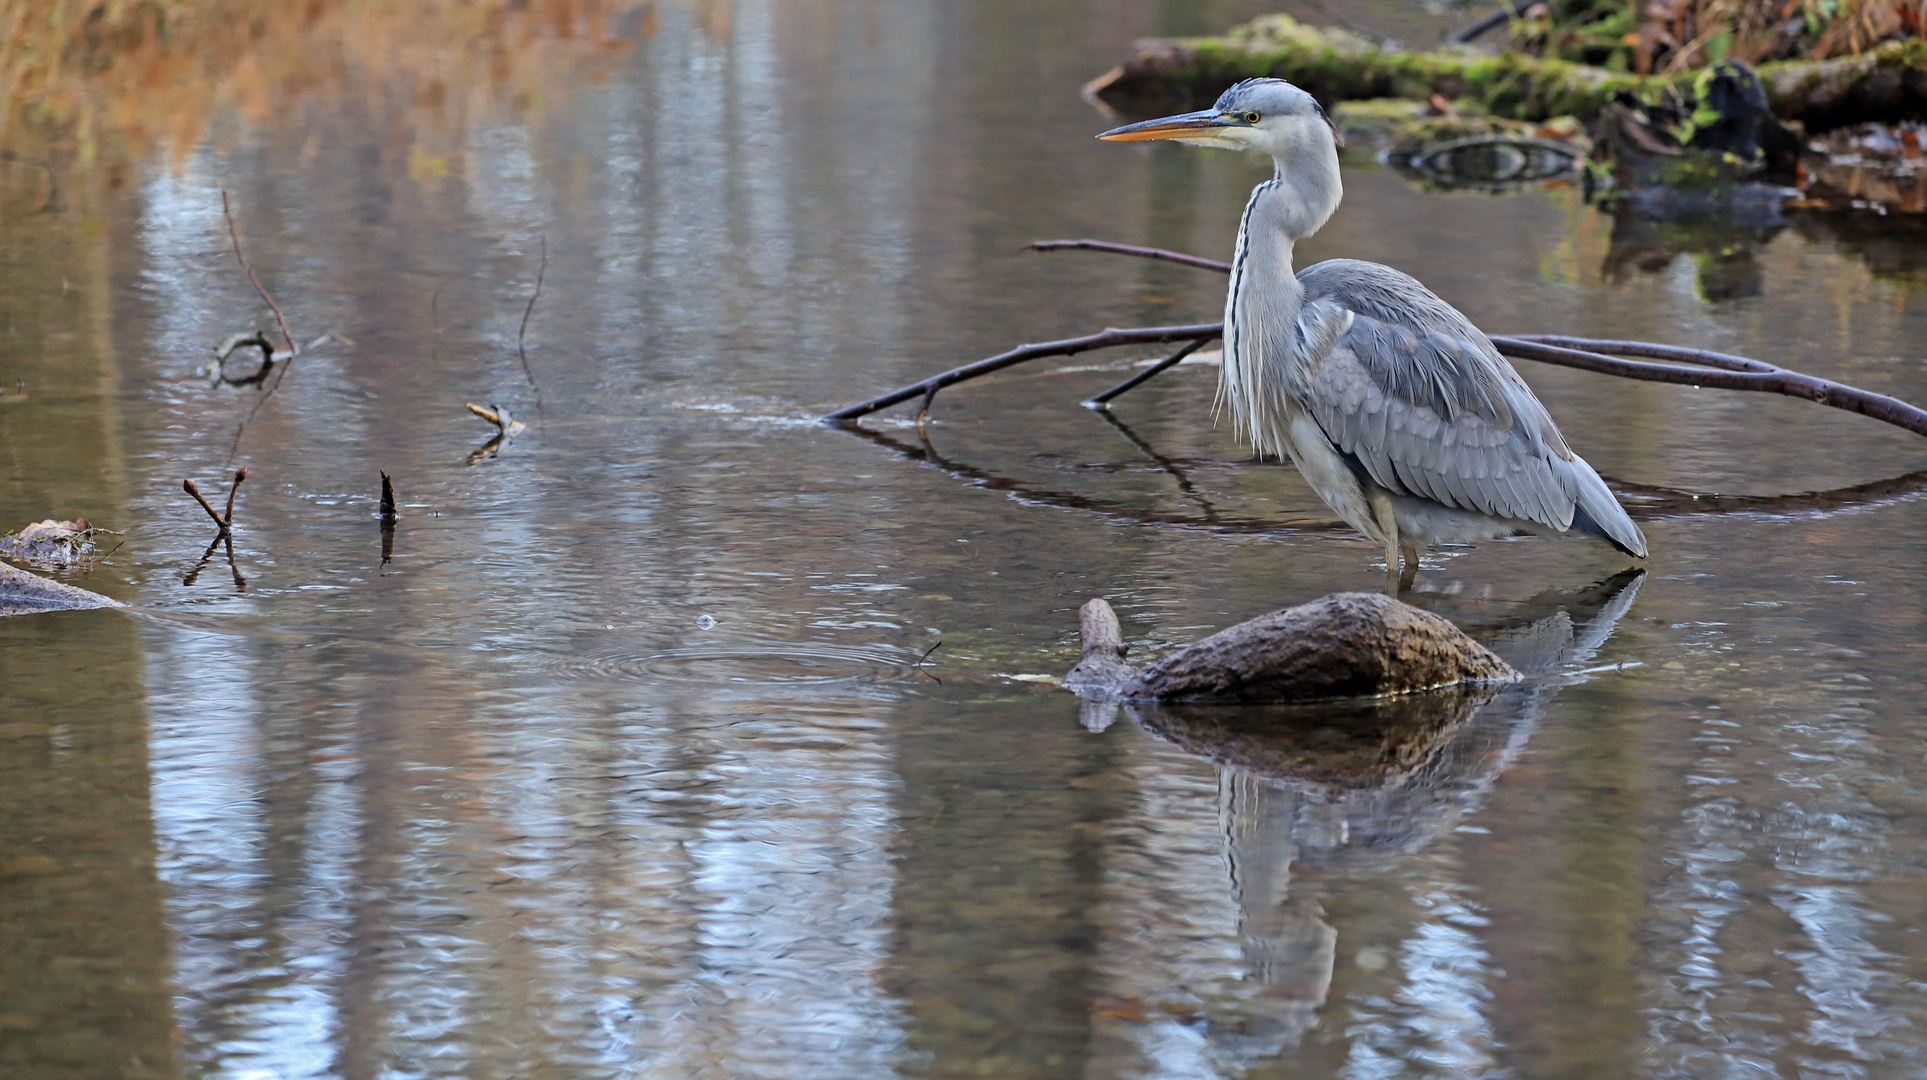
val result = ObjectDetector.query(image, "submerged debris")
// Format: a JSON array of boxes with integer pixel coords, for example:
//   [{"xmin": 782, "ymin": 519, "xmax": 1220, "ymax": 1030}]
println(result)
[{"xmin": 0, "ymin": 519, "xmax": 104, "ymax": 566}]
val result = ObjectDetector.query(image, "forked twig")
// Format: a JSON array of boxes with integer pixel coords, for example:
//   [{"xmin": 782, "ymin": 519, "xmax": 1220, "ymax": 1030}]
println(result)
[{"xmin": 182, "ymin": 467, "xmax": 249, "ymax": 535}]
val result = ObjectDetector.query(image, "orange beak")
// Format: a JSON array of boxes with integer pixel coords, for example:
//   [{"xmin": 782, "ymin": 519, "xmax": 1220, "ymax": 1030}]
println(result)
[{"xmin": 1098, "ymin": 110, "xmax": 1237, "ymax": 142}]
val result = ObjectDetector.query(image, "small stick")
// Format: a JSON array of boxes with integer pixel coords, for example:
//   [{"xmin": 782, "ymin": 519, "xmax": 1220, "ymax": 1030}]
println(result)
[
  {"xmin": 1024, "ymin": 239, "xmax": 1233, "ymax": 274},
  {"xmin": 379, "ymin": 472, "xmax": 397, "ymax": 519},
  {"xmin": 1087, "ymin": 336, "xmax": 1216, "ymax": 406},
  {"xmin": 221, "ymin": 190, "xmax": 297, "ymax": 356},
  {"xmin": 821, "ymin": 323, "xmax": 1221, "ymax": 422},
  {"xmin": 517, "ymin": 236, "xmax": 546, "ymax": 387},
  {"xmin": 183, "ymin": 480, "xmax": 229, "ymax": 532},
  {"xmin": 464, "ymin": 401, "xmax": 526, "ymax": 434},
  {"xmin": 221, "ymin": 467, "xmax": 248, "ymax": 525}
]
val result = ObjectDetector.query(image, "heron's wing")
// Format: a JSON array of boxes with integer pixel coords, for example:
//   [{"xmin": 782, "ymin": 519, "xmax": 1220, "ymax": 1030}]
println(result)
[{"xmin": 1294, "ymin": 260, "xmax": 1587, "ymax": 532}]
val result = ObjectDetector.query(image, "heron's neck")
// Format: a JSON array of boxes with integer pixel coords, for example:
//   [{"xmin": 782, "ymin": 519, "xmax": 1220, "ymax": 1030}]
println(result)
[
  {"xmin": 1219, "ymin": 148, "xmax": 1340, "ymax": 457},
  {"xmin": 1231, "ymin": 149, "xmax": 1343, "ymax": 319},
  {"xmin": 1264, "ymin": 142, "xmax": 1343, "ymax": 242}
]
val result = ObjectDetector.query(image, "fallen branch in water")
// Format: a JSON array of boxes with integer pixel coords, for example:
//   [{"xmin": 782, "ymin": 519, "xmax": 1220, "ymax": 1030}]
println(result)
[
  {"xmin": 1496, "ymin": 336, "xmax": 1927, "ymax": 438},
  {"xmin": 821, "ymin": 323, "xmax": 1221, "ymax": 423},
  {"xmin": 812, "ymin": 237, "xmax": 1927, "ymax": 439}
]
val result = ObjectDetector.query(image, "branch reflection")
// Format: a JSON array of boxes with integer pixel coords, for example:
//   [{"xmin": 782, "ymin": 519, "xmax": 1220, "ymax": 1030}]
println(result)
[{"xmin": 841, "ymin": 416, "xmax": 1927, "ymax": 531}]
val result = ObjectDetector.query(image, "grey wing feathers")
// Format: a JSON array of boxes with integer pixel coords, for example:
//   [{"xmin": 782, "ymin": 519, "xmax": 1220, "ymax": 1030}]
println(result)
[{"xmin": 1296, "ymin": 259, "xmax": 1646, "ymax": 556}]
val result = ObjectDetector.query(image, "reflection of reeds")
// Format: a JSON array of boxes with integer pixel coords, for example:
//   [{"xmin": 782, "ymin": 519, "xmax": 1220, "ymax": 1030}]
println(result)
[{"xmin": 0, "ymin": 0, "xmax": 639, "ymax": 160}]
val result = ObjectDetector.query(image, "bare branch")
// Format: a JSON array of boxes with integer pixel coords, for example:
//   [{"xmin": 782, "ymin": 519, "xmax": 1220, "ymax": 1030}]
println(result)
[
  {"xmin": 1025, "ymin": 239, "xmax": 1232, "ymax": 274},
  {"xmin": 1087, "ymin": 336, "xmax": 1216, "ymax": 405},
  {"xmin": 221, "ymin": 190, "xmax": 297, "ymax": 355},
  {"xmin": 821, "ymin": 323, "xmax": 1221, "ymax": 422},
  {"xmin": 1491, "ymin": 337, "xmax": 1927, "ymax": 438}
]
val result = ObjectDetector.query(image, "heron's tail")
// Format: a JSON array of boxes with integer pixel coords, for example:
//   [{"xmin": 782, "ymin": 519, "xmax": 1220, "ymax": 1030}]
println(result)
[{"xmin": 1563, "ymin": 453, "xmax": 1647, "ymax": 558}]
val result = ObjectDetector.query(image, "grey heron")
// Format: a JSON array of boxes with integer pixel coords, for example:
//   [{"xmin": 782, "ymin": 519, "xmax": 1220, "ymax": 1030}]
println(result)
[{"xmin": 1100, "ymin": 79, "xmax": 1646, "ymax": 578}]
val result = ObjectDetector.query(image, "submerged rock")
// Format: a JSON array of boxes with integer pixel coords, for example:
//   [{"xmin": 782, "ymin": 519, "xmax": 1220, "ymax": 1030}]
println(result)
[{"xmin": 0, "ymin": 561, "xmax": 121, "ymax": 616}]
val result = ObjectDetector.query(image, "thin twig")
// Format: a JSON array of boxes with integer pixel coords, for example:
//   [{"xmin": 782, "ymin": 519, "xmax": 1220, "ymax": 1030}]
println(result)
[
  {"xmin": 221, "ymin": 467, "xmax": 248, "ymax": 525},
  {"xmin": 1024, "ymin": 239, "xmax": 1234, "ymax": 274},
  {"xmin": 221, "ymin": 190, "xmax": 297, "ymax": 355},
  {"xmin": 822, "ymin": 323, "xmax": 1221, "ymax": 422},
  {"xmin": 1087, "ymin": 336, "xmax": 1216, "ymax": 405},
  {"xmin": 182, "ymin": 480, "xmax": 229, "ymax": 533},
  {"xmin": 517, "ymin": 236, "xmax": 546, "ymax": 387}
]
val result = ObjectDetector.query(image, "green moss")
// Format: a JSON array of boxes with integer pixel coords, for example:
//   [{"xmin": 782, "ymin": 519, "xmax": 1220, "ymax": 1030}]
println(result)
[{"xmin": 1116, "ymin": 14, "xmax": 1726, "ymax": 122}]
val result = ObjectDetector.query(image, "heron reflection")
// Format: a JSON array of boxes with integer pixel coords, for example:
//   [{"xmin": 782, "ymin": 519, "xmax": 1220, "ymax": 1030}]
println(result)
[{"xmin": 1081, "ymin": 570, "xmax": 1644, "ymax": 1071}]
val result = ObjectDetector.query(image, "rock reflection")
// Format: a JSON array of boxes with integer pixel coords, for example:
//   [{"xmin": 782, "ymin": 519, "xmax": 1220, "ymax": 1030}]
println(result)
[{"xmin": 1082, "ymin": 573, "xmax": 1643, "ymax": 1075}]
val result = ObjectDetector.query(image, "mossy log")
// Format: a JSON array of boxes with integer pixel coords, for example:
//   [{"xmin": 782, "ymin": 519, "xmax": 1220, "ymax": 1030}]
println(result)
[
  {"xmin": 1090, "ymin": 15, "xmax": 1927, "ymax": 131},
  {"xmin": 1065, "ymin": 593, "xmax": 1517, "ymax": 705}
]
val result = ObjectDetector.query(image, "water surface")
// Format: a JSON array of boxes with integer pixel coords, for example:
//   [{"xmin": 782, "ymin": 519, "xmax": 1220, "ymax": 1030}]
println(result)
[{"xmin": 4, "ymin": 2, "xmax": 1927, "ymax": 1078}]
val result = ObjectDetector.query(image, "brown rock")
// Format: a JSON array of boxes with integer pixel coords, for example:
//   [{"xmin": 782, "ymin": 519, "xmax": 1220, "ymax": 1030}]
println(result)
[{"xmin": 1067, "ymin": 592, "xmax": 1517, "ymax": 704}]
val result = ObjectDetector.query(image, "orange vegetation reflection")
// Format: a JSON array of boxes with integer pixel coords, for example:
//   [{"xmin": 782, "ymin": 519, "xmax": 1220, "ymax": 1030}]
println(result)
[{"xmin": 0, "ymin": 0, "xmax": 645, "ymax": 161}]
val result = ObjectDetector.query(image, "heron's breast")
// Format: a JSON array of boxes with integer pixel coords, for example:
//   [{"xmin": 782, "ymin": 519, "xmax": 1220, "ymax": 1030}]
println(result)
[{"xmin": 1283, "ymin": 408, "xmax": 1382, "ymax": 542}]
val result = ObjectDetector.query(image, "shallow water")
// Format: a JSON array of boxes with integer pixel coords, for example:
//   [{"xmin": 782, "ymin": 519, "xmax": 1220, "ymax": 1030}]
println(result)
[{"xmin": 4, "ymin": 2, "xmax": 1927, "ymax": 1078}]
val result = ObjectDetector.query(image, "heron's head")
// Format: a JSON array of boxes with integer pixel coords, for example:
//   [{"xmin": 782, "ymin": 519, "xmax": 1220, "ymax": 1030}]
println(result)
[{"xmin": 1098, "ymin": 79, "xmax": 1340, "ymax": 159}]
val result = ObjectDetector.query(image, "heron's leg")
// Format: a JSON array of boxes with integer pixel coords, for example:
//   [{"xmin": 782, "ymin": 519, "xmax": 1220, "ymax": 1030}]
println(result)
[
  {"xmin": 1397, "ymin": 547, "xmax": 1419, "ymax": 591},
  {"xmin": 1368, "ymin": 490, "xmax": 1402, "ymax": 579}
]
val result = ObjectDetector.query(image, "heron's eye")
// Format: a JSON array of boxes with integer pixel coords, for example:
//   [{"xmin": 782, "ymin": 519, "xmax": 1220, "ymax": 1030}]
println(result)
[{"xmin": 1242, "ymin": 111, "xmax": 1261, "ymax": 124}]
